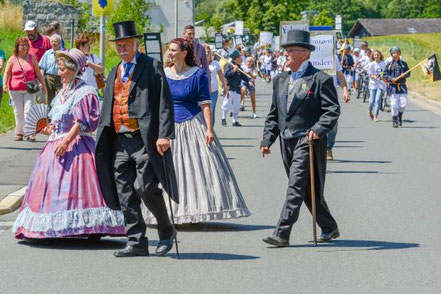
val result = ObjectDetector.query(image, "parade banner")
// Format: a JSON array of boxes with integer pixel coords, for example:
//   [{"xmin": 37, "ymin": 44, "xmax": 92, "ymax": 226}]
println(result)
[
  {"xmin": 280, "ymin": 20, "xmax": 309, "ymax": 44},
  {"xmin": 215, "ymin": 33, "xmax": 223, "ymax": 49},
  {"xmin": 234, "ymin": 35, "xmax": 243, "ymax": 47},
  {"xmin": 259, "ymin": 32, "xmax": 273, "ymax": 48},
  {"xmin": 92, "ymin": 0, "xmax": 114, "ymax": 16},
  {"xmin": 144, "ymin": 33, "xmax": 163, "ymax": 63},
  {"xmin": 310, "ymin": 32, "xmax": 335, "ymax": 71},
  {"xmin": 235, "ymin": 21, "xmax": 244, "ymax": 36},
  {"xmin": 272, "ymin": 36, "xmax": 280, "ymax": 52}
]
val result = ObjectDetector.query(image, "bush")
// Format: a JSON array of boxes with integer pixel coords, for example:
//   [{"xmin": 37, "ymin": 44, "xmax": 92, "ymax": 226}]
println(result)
[{"xmin": 106, "ymin": 0, "xmax": 152, "ymax": 37}]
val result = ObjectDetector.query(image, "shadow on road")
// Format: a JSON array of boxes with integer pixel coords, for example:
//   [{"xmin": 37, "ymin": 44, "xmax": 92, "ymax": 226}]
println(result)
[
  {"xmin": 284, "ymin": 239, "xmax": 420, "ymax": 251},
  {"xmin": 18, "ymin": 238, "xmax": 126, "ymax": 250},
  {"xmin": 238, "ymin": 125, "xmax": 265, "ymax": 128},
  {"xmin": 0, "ymin": 147, "xmax": 43, "ymax": 151},
  {"xmin": 401, "ymin": 126, "xmax": 438, "ymax": 129},
  {"xmin": 174, "ymin": 252, "xmax": 260, "ymax": 260},
  {"xmin": 326, "ymin": 170, "xmax": 400, "ymax": 174},
  {"xmin": 335, "ymin": 140, "xmax": 365, "ymax": 143},
  {"xmin": 218, "ymin": 137, "xmax": 257, "ymax": 141},
  {"xmin": 330, "ymin": 159, "xmax": 392, "ymax": 164},
  {"xmin": 222, "ymin": 145, "xmax": 255, "ymax": 148},
  {"xmin": 175, "ymin": 222, "xmax": 275, "ymax": 232}
]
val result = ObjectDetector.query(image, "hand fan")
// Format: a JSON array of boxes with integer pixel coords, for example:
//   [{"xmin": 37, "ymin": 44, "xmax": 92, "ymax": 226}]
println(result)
[{"xmin": 24, "ymin": 104, "xmax": 49, "ymax": 137}]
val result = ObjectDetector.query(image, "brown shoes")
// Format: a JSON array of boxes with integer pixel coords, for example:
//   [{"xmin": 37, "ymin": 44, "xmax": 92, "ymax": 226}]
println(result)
[{"xmin": 326, "ymin": 150, "xmax": 333, "ymax": 160}]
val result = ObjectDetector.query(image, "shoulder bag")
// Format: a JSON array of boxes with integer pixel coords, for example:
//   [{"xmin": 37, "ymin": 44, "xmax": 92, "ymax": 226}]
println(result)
[{"xmin": 17, "ymin": 56, "xmax": 39, "ymax": 94}]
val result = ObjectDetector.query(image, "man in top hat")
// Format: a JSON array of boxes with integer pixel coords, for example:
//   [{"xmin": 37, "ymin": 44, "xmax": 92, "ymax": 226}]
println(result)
[
  {"xmin": 261, "ymin": 30, "xmax": 341, "ymax": 247},
  {"xmin": 95, "ymin": 21, "xmax": 178, "ymax": 257}
]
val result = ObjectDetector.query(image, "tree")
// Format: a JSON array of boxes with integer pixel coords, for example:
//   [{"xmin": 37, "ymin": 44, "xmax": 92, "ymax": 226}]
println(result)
[
  {"xmin": 57, "ymin": 0, "xmax": 98, "ymax": 33},
  {"xmin": 211, "ymin": 14, "xmax": 224, "ymax": 33},
  {"xmin": 106, "ymin": 0, "xmax": 151, "ymax": 35},
  {"xmin": 310, "ymin": 10, "xmax": 334, "ymax": 26}
]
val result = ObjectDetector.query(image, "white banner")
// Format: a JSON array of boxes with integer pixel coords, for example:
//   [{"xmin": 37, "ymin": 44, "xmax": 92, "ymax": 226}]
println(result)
[
  {"xmin": 310, "ymin": 34, "xmax": 335, "ymax": 70},
  {"xmin": 235, "ymin": 21, "xmax": 244, "ymax": 36},
  {"xmin": 272, "ymin": 36, "xmax": 280, "ymax": 52},
  {"xmin": 259, "ymin": 32, "xmax": 273, "ymax": 48},
  {"xmin": 280, "ymin": 21, "xmax": 309, "ymax": 44}
]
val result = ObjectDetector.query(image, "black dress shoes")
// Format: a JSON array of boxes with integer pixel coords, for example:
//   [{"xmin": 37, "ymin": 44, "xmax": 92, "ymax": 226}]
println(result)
[
  {"xmin": 232, "ymin": 121, "xmax": 242, "ymax": 127},
  {"xmin": 114, "ymin": 245, "xmax": 149, "ymax": 257},
  {"xmin": 318, "ymin": 228, "xmax": 340, "ymax": 242},
  {"xmin": 262, "ymin": 235, "xmax": 289, "ymax": 247},
  {"xmin": 156, "ymin": 230, "xmax": 176, "ymax": 256},
  {"xmin": 221, "ymin": 119, "xmax": 227, "ymax": 126}
]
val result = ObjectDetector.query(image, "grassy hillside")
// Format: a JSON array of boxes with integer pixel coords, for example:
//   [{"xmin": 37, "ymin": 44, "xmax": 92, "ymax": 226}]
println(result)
[{"xmin": 366, "ymin": 33, "xmax": 441, "ymax": 102}]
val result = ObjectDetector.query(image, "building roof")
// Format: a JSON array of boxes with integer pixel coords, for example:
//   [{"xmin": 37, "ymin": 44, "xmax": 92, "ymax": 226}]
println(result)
[{"xmin": 348, "ymin": 18, "xmax": 441, "ymax": 37}]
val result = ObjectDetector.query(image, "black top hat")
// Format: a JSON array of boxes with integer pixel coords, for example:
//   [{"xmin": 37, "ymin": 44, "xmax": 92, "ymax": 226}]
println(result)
[
  {"xmin": 281, "ymin": 30, "xmax": 315, "ymax": 52},
  {"xmin": 109, "ymin": 21, "xmax": 143, "ymax": 42}
]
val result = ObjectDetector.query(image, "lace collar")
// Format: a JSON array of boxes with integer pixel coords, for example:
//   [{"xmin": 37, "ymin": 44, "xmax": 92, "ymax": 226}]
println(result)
[{"xmin": 165, "ymin": 66, "xmax": 200, "ymax": 80}]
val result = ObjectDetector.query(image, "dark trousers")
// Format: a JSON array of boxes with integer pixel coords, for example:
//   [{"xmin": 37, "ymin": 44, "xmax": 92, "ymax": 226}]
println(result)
[
  {"xmin": 112, "ymin": 133, "xmax": 173, "ymax": 247},
  {"xmin": 44, "ymin": 74, "xmax": 62, "ymax": 105},
  {"xmin": 274, "ymin": 135, "xmax": 338, "ymax": 240}
]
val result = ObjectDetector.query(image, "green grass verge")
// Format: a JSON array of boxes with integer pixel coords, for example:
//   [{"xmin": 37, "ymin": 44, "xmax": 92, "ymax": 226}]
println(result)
[
  {"xmin": 366, "ymin": 33, "xmax": 441, "ymax": 102},
  {"xmin": 0, "ymin": 92, "xmax": 14, "ymax": 134},
  {"xmin": 0, "ymin": 29, "xmax": 22, "ymax": 133}
]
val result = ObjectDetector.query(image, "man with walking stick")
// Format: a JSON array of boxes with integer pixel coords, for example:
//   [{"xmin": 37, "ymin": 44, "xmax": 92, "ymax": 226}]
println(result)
[
  {"xmin": 95, "ymin": 21, "xmax": 178, "ymax": 257},
  {"xmin": 261, "ymin": 30, "xmax": 340, "ymax": 247}
]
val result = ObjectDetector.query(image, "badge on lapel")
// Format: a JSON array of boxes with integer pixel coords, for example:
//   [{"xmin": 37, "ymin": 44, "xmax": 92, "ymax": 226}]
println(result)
[{"xmin": 301, "ymin": 82, "xmax": 308, "ymax": 91}]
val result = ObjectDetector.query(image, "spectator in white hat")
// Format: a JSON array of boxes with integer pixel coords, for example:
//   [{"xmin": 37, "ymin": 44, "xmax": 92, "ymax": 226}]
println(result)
[{"xmin": 24, "ymin": 21, "xmax": 51, "ymax": 62}]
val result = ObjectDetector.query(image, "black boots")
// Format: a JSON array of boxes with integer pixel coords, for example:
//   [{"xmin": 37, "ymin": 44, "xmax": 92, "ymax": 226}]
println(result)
[
  {"xmin": 393, "ymin": 112, "xmax": 403, "ymax": 128},
  {"xmin": 392, "ymin": 116, "xmax": 398, "ymax": 128}
]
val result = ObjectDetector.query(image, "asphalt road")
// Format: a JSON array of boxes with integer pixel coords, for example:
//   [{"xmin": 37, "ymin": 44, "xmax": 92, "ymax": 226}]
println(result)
[{"xmin": 1, "ymin": 79, "xmax": 441, "ymax": 293}]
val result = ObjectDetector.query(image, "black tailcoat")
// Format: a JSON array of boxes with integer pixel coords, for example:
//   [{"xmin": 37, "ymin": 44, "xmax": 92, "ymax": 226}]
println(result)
[
  {"xmin": 95, "ymin": 53, "xmax": 178, "ymax": 210},
  {"xmin": 261, "ymin": 62, "xmax": 340, "ymax": 202}
]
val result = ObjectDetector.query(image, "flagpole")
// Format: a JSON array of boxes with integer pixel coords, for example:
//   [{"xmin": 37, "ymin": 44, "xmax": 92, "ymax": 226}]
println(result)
[{"xmin": 214, "ymin": 53, "xmax": 253, "ymax": 79}]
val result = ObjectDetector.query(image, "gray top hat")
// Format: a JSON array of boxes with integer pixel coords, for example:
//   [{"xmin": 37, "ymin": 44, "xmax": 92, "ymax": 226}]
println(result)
[{"xmin": 281, "ymin": 30, "xmax": 315, "ymax": 52}]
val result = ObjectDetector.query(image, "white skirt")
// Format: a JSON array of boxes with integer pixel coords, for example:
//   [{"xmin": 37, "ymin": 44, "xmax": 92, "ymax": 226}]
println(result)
[{"xmin": 143, "ymin": 112, "xmax": 251, "ymax": 224}]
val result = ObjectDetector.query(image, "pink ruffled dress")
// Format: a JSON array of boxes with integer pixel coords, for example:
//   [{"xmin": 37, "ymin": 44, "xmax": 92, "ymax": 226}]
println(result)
[{"xmin": 13, "ymin": 79, "xmax": 125, "ymax": 239}]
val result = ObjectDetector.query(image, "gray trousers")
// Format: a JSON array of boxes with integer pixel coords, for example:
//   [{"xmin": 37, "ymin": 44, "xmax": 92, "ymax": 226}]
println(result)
[
  {"xmin": 113, "ymin": 133, "xmax": 173, "ymax": 247},
  {"xmin": 274, "ymin": 135, "xmax": 338, "ymax": 240}
]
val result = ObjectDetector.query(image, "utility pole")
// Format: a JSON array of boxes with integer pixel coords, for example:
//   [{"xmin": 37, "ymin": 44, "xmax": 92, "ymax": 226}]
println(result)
[
  {"xmin": 100, "ymin": 16, "xmax": 106, "ymax": 69},
  {"xmin": 175, "ymin": 0, "xmax": 179, "ymax": 38}
]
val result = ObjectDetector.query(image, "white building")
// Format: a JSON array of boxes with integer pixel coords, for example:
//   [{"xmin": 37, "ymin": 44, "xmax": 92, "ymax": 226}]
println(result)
[{"xmin": 80, "ymin": 0, "xmax": 195, "ymax": 43}]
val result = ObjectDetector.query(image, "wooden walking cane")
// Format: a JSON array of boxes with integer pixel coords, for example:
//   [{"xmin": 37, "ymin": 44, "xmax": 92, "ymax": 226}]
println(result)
[
  {"xmin": 162, "ymin": 150, "xmax": 180, "ymax": 259},
  {"xmin": 308, "ymin": 139, "xmax": 318, "ymax": 246},
  {"xmin": 214, "ymin": 53, "xmax": 253, "ymax": 79}
]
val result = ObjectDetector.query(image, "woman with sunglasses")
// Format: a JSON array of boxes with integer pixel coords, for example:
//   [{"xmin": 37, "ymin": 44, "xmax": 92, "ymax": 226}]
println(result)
[
  {"xmin": 3, "ymin": 37, "xmax": 46, "ymax": 141},
  {"xmin": 143, "ymin": 38, "xmax": 250, "ymax": 224}
]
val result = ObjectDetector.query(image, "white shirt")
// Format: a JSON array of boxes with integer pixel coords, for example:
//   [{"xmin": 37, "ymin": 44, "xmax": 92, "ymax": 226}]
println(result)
[
  {"xmin": 242, "ymin": 65, "xmax": 257, "ymax": 82},
  {"xmin": 81, "ymin": 54, "xmax": 101, "ymax": 89},
  {"xmin": 208, "ymin": 60, "xmax": 221, "ymax": 93},
  {"xmin": 368, "ymin": 60, "xmax": 386, "ymax": 90},
  {"xmin": 120, "ymin": 53, "xmax": 138, "ymax": 79}
]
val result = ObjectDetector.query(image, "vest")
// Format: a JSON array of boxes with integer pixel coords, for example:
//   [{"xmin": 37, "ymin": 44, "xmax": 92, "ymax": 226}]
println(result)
[{"xmin": 113, "ymin": 65, "xmax": 139, "ymax": 133}]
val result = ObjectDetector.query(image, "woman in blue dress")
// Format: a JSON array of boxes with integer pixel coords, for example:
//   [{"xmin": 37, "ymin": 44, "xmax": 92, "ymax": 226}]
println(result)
[{"xmin": 144, "ymin": 38, "xmax": 250, "ymax": 224}]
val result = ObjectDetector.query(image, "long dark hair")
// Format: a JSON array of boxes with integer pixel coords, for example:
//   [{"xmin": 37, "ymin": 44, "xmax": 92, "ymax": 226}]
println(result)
[{"xmin": 168, "ymin": 37, "xmax": 197, "ymax": 67}]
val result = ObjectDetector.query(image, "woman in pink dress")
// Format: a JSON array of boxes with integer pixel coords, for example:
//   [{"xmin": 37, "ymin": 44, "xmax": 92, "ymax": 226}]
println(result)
[{"xmin": 12, "ymin": 49, "xmax": 125, "ymax": 242}]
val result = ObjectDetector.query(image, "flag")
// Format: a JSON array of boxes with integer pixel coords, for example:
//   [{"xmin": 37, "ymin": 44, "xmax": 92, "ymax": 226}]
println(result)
[
  {"xmin": 92, "ymin": 0, "xmax": 114, "ymax": 16},
  {"xmin": 422, "ymin": 54, "xmax": 441, "ymax": 82}
]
